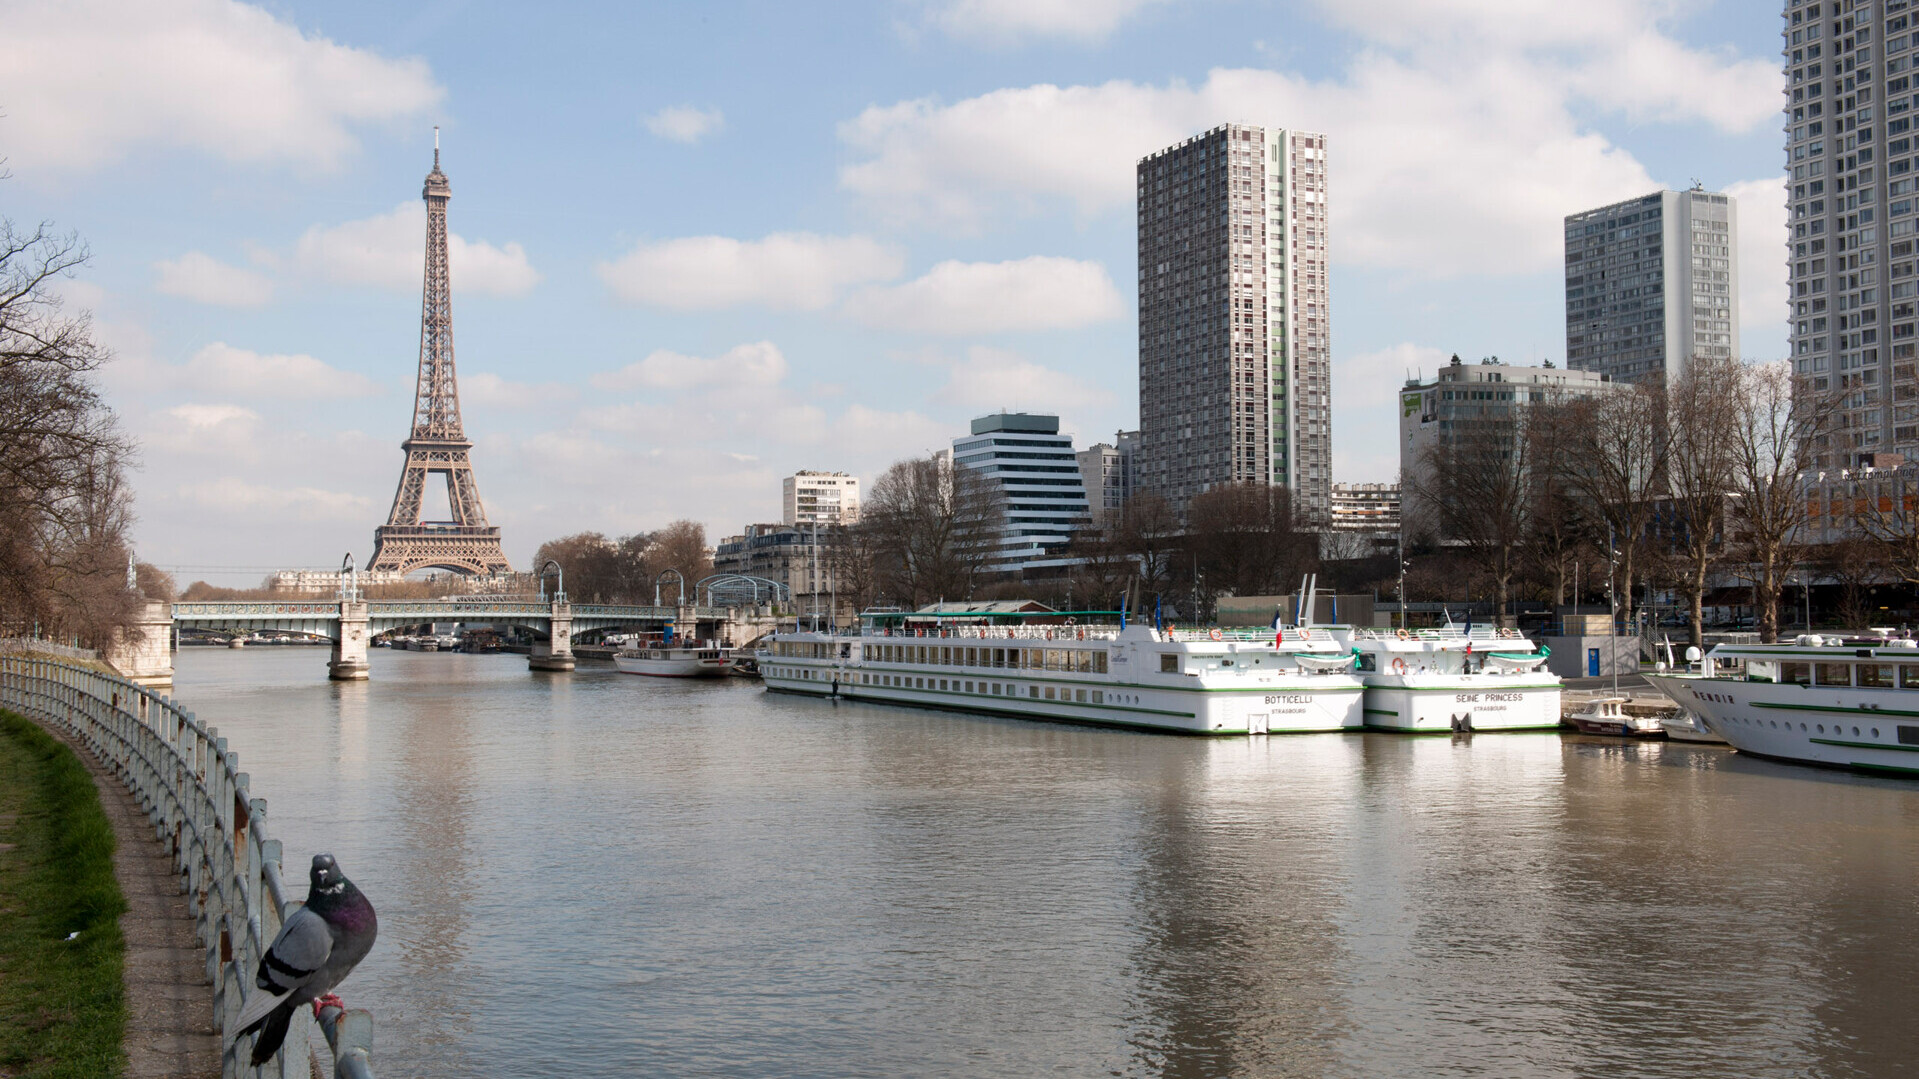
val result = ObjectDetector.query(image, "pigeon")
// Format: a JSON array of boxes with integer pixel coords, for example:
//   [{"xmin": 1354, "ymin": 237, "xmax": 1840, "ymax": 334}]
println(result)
[{"xmin": 232, "ymin": 853, "xmax": 378, "ymax": 1067}]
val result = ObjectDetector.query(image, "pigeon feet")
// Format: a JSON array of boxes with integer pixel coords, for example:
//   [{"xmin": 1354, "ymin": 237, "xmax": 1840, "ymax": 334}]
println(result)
[{"xmin": 312, "ymin": 993, "xmax": 346, "ymax": 1019}]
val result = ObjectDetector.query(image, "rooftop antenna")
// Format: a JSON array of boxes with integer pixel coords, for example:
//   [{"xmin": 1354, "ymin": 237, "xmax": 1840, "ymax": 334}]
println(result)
[{"xmin": 433, "ymin": 125, "xmax": 440, "ymax": 169}]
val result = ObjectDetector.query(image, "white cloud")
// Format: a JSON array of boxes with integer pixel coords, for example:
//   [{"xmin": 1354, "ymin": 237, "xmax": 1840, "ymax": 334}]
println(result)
[
  {"xmin": 936, "ymin": 346, "xmax": 1113, "ymax": 413},
  {"xmin": 1333, "ymin": 342, "xmax": 1448, "ymax": 483},
  {"xmin": 176, "ymin": 477, "xmax": 376, "ymax": 521},
  {"xmin": 1726, "ymin": 176, "xmax": 1789, "ymax": 361},
  {"xmin": 924, "ymin": 0, "xmax": 1165, "ymax": 43},
  {"xmin": 293, "ymin": 203, "xmax": 541, "ymax": 296},
  {"xmin": 153, "ymin": 251, "xmax": 274, "ymax": 307},
  {"xmin": 461, "ymin": 372, "xmax": 578, "ymax": 409},
  {"xmin": 179, "ymin": 342, "xmax": 381, "ymax": 399},
  {"xmin": 643, "ymin": 105, "xmax": 725, "ymax": 143},
  {"xmin": 1310, "ymin": 0, "xmax": 1778, "ymax": 133},
  {"xmin": 839, "ymin": 4, "xmax": 1779, "ymax": 274},
  {"xmin": 842, "ymin": 256, "xmax": 1123, "ymax": 333},
  {"xmin": 590, "ymin": 341, "xmax": 789, "ymax": 393},
  {"xmin": 0, "ymin": 0, "xmax": 442, "ymax": 174},
  {"xmin": 596, "ymin": 233, "xmax": 903, "ymax": 310}
]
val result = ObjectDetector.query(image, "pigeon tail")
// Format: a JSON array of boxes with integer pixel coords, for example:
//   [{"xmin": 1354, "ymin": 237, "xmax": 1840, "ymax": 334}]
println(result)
[{"xmin": 247, "ymin": 1000, "xmax": 296, "ymax": 1066}]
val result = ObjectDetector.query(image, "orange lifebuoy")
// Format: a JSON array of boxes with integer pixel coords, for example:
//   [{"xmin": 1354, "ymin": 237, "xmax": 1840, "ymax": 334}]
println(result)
[
  {"xmin": 1208, "ymin": 628, "xmax": 1223, "ymax": 641},
  {"xmin": 1395, "ymin": 628, "xmax": 1409, "ymax": 640},
  {"xmin": 1076, "ymin": 628, "xmax": 1085, "ymax": 640},
  {"xmin": 1391, "ymin": 657, "xmax": 1408, "ymax": 674}
]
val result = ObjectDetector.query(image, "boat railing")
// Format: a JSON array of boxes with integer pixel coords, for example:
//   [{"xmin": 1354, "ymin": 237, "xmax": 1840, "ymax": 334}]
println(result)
[
  {"xmin": 1161, "ymin": 626, "xmax": 1331, "ymax": 643},
  {"xmin": 852, "ymin": 625, "xmax": 1126, "ymax": 642},
  {"xmin": 1345, "ymin": 626, "xmax": 1525, "ymax": 643}
]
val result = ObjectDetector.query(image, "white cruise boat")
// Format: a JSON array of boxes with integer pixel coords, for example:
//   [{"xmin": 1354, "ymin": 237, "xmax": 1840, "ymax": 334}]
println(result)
[
  {"xmin": 758, "ymin": 623, "xmax": 1364, "ymax": 734},
  {"xmin": 1333, "ymin": 625, "xmax": 1562, "ymax": 732},
  {"xmin": 614, "ymin": 642, "xmax": 731, "ymax": 678},
  {"xmin": 1644, "ymin": 632, "xmax": 1919, "ymax": 776}
]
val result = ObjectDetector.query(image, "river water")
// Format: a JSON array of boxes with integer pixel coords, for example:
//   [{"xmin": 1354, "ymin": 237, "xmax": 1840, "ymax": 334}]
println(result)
[{"xmin": 171, "ymin": 647, "xmax": 1919, "ymax": 1078}]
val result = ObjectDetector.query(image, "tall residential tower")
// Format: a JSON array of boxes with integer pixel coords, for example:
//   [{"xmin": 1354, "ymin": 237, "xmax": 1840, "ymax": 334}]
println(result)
[
  {"xmin": 1564, "ymin": 188, "xmax": 1739, "ymax": 384},
  {"xmin": 1784, "ymin": 1, "xmax": 1919, "ymax": 465},
  {"xmin": 1137, "ymin": 124, "xmax": 1331, "ymax": 521}
]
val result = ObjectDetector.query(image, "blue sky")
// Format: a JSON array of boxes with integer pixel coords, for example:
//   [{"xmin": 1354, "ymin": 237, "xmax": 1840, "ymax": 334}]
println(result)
[{"xmin": 3, "ymin": 0, "xmax": 1787, "ymax": 581}]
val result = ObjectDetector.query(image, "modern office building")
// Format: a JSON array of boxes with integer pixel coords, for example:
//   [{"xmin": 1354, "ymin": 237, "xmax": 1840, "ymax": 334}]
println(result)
[
  {"xmin": 1075, "ymin": 430, "xmax": 1139, "ymax": 526},
  {"xmin": 1398, "ymin": 357, "xmax": 1617, "ymax": 538},
  {"xmin": 1564, "ymin": 188, "xmax": 1739, "ymax": 385},
  {"xmin": 952, "ymin": 413, "xmax": 1091, "ymax": 573},
  {"xmin": 1137, "ymin": 123, "xmax": 1332, "ymax": 521},
  {"xmin": 1783, "ymin": 1, "xmax": 1919, "ymax": 466},
  {"xmin": 781, "ymin": 470, "xmax": 860, "ymax": 527}
]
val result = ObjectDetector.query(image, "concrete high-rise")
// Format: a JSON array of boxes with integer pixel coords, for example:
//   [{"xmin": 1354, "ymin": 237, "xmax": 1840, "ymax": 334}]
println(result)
[
  {"xmin": 1137, "ymin": 124, "xmax": 1331, "ymax": 521},
  {"xmin": 1783, "ymin": 1, "xmax": 1919, "ymax": 466},
  {"xmin": 1564, "ymin": 188, "xmax": 1739, "ymax": 384}
]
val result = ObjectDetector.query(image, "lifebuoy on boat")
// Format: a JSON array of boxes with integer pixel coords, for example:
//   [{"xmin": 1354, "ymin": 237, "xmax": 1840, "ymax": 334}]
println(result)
[
  {"xmin": 1391, "ymin": 657, "xmax": 1408, "ymax": 674},
  {"xmin": 1076, "ymin": 628, "xmax": 1085, "ymax": 640},
  {"xmin": 1500, "ymin": 628, "xmax": 1518, "ymax": 639},
  {"xmin": 1208, "ymin": 628, "xmax": 1223, "ymax": 641},
  {"xmin": 1395, "ymin": 628, "xmax": 1410, "ymax": 640}
]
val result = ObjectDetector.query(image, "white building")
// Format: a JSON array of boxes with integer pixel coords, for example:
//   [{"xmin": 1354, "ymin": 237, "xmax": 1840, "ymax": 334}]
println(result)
[
  {"xmin": 1564, "ymin": 187, "xmax": 1739, "ymax": 385},
  {"xmin": 953, "ymin": 413, "xmax": 1091, "ymax": 573},
  {"xmin": 1783, "ymin": 2, "xmax": 1919, "ymax": 466},
  {"xmin": 1076, "ymin": 430, "xmax": 1139, "ymax": 526},
  {"xmin": 1137, "ymin": 123, "xmax": 1332, "ymax": 521},
  {"xmin": 1399, "ymin": 357, "xmax": 1617, "ymax": 538},
  {"xmin": 782, "ymin": 471, "xmax": 860, "ymax": 527}
]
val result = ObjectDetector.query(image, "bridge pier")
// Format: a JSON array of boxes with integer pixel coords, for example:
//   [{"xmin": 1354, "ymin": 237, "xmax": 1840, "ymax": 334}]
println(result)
[
  {"xmin": 528, "ymin": 602, "xmax": 575, "ymax": 672},
  {"xmin": 328, "ymin": 601, "xmax": 370, "ymax": 680},
  {"xmin": 106, "ymin": 599, "xmax": 175, "ymax": 687}
]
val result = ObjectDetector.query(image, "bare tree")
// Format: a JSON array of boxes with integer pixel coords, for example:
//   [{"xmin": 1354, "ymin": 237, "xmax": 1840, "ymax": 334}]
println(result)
[
  {"xmin": 646, "ymin": 519, "xmax": 713, "ymax": 588},
  {"xmin": 1563, "ymin": 382, "xmax": 1674, "ymax": 625},
  {"xmin": 0, "ymin": 219, "xmax": 138, "ymax": 645},
  {"xmin": 864, "ymin": 454, "xmax": 1000, "ymax": 606},
  {"xmin": 1729, "ymin": 361, "xmax": 1835, "ymax": 641},
  {"xmin": 1409, "ymin": 409, "xmax": 1534, "ymax": 623},
  {"xmin": 1186, "ymin": 482, "xmax": 1317, "ymax": 600},
  {"xmin": 1664, "ymin": 358, "xmax": 1743, "ymax": 648}
]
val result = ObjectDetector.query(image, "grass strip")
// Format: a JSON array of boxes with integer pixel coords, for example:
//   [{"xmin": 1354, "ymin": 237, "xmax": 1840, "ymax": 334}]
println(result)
[{"xmin": 0, "ymin": 709, "xmax": 127, "ymax": 1079}]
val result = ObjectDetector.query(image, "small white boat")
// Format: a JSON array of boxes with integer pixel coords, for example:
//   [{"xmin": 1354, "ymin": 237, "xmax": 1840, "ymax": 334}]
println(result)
[
  {"xmin": 1565, "ymin": 697, "xmax": 1666, "ymax": 738},
  {"xmin": 1659, "ymin": 710, "xmax": 1727, "ymax": 743},
  {"xmin": 615, "ymin": 643, "xmax": 731, "ymax": 678}
]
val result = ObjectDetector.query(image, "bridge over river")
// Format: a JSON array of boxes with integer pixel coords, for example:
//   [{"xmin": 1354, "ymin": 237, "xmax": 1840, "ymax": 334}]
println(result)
[{"xmin": 109, "ymin": 598, "xmax": 775, "ymax": 685}]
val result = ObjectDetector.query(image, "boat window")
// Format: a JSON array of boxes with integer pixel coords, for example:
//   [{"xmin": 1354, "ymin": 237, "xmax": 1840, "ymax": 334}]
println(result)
[
  {"xmin": 1095, "ymin": 653, "xmax": 1109, "ymax": 674},
  {"xmin": 1859, "ymin": 664, "xmax": 1897, "ymax": 688},
  {"xmin": 1902, "ymin": 664, "xmax": 1919, "ymax": 688},
  {"xmin": 992, "ymin": 648, "xmax": 1006, "ymax": 668},
  {"xmin": 1077, "ymin": 651, "xmax": 1094, "ymax": 673},
  {"xmin": 1900, "ymin": 726, "xmax": 1919, "ymax": 745},
  {"xmin": 1781, "ymin": 661, "xmax": 1813, "ymax": 685},
  {"xmin": 1817, "ymin": 663, "xmax": 1853, "ymax": 687},
  {"xmin": 1044, "ymin": 686, "xmax": 1056, "ymax": 699},
  {"xmin": 1161, "ymin": 654, "xmax": 1179, "ymax": 673},
  {"xmin": 1746, "ymin": 661, "xmax": 1777, "ymax": 683},
  {"xmin": 1357, "ymin": 654, "xmax": 1378, "ymax": 672}
]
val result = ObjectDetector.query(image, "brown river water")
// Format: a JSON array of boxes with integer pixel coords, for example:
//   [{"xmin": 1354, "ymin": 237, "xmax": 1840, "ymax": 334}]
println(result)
[{"xmin": 171, "ymin": 647, "xmax": 1919, "ymax": 1078}]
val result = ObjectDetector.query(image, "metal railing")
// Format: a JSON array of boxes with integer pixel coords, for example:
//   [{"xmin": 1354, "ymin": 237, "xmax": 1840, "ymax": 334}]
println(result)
[
  {"xmin": 0, "ymin": 655, "xmax": 375, "ymax": 1079},
  {"xmin": 0, "ymin": 637, "xmax": 100, "ymax": 660}
]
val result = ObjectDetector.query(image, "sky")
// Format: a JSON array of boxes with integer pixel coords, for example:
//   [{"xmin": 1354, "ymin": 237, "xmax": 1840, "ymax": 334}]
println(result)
[{"xmin": 1, "ymin": 0, "xmax": 1789, "ymax": 582}]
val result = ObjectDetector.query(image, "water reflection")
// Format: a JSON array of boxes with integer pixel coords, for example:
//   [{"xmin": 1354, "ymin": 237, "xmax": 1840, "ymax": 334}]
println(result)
[{"xmin": 170, "ymin": 651, "xmax": 1919, "ymax": 1079}]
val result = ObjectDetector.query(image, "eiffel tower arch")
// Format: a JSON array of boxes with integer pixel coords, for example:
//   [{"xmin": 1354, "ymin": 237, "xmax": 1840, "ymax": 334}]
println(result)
[{"xmin": 367, "ymin": 136, "xmax": 514, "ymax": 577}]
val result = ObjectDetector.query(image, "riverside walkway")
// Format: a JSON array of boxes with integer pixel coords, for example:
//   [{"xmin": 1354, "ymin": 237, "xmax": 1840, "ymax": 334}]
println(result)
[{"xmin": 59, "ymin": 723, "xmax": 221, "ymax": 1077}]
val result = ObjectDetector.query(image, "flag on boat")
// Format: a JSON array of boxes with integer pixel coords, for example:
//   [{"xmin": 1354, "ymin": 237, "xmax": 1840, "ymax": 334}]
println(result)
[
  {"xmin": 1272, "ymin": 608, "xmax": 1284, "ymax": 646},
  {"xmin": 1463, "ymin": 611, "xmax": 1473, "ymax": 654}
]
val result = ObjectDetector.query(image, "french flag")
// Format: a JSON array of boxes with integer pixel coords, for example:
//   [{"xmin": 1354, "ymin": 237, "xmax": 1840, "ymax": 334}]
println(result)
[{"xmin": 1272, "ymin": 608, "xmax": 1284, "ymax": 646}]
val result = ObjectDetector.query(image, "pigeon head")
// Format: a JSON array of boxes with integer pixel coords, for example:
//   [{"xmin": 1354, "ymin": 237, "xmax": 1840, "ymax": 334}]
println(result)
[{"xmin": 310, "ymin": 853, "xmax": 348, "ymax": 896}]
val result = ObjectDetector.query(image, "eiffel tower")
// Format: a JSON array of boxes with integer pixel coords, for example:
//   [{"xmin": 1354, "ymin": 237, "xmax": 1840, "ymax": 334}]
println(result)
[{"xmin": 367, "ymin": 134, "xmax": 514, "ymax": 577}]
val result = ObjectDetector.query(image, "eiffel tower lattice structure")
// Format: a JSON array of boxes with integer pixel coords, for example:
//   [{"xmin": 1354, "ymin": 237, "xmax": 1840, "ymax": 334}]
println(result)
[{"xmin": 367, "ymin": 136, "xmax": 514, "ymax": 577}]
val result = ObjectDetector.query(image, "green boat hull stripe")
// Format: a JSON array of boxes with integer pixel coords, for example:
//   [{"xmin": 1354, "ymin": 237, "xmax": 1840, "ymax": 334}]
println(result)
[
  {"xmin": 1753, "ymin": 701, "xmax": 1919, "ymax": 718},
  {"xmin": 1809, "ymin": 736, "xmax": 1919, "ymax": 753}
]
